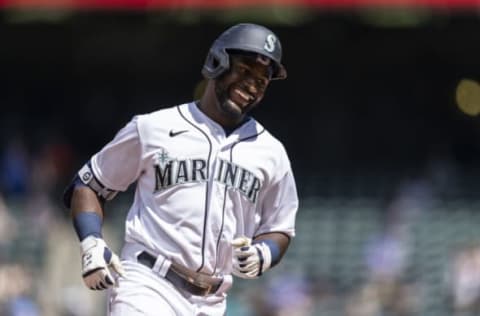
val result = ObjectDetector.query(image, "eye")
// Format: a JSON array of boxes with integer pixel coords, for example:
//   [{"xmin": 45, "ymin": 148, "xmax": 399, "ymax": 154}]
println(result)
[{"xmin": 236, "ymin": 65, "xmax": 248, "ymax": 74}]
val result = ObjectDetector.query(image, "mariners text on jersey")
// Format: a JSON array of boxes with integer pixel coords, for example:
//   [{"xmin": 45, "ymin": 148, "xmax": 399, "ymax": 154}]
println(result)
[{"xmin": 154, "ymin": 151, "xmax": 262, "ymax": 203}]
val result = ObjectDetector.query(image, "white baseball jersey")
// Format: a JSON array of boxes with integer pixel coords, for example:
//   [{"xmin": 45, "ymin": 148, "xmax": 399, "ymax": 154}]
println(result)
[{"xmin": 90, "ymin": 102, "xmax": 298, "ymax": 276}]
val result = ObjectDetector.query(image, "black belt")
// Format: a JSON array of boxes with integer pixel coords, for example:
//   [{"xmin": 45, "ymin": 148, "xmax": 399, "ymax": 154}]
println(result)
[{"xmin": 137, "ymin": 251, "xmax": 222, "ymax": 296}]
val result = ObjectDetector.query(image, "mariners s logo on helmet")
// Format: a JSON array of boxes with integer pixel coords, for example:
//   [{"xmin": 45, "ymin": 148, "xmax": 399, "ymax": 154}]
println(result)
[{"xmin": 264, "ymin": 34, "xmax": 277, "ymax": 53}]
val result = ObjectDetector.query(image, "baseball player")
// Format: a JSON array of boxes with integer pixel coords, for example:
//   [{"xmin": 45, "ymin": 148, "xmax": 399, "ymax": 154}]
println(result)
[{"xmin": 63, "ymin": 23, "xmax": 299, "ymax": 316}]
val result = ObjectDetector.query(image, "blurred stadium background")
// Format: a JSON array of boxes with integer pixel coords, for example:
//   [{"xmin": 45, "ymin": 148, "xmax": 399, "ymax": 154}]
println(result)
[{"xmin": 2, "ymin": 0, "xmax": 480, "ymax": 315}]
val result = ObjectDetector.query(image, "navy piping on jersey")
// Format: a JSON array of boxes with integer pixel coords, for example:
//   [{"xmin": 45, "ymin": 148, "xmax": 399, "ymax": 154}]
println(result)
[
  {"xmin": 213, "ymin": 183, "xmax": 229, "ymax": 273},
  {"xmin": 177, "ymin": 105, "xmax": 213, "ymax": 273},
  {"xmin": 212, "ymin": 128, "xmax": 266, "ymax": 274}
]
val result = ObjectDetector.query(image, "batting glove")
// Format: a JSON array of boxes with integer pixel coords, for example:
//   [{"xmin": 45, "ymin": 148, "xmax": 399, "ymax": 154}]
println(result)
[
  {"xmin": 80, "ymin": 236, "xmax": 125, "ymax": 290},
  {"xmin": 232, "ymin": 237, "xmax": 272, "ymax": 279}
]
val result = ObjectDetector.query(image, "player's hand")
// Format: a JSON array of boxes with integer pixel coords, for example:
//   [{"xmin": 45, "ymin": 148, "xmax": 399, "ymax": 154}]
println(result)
[
  {"xmin": 231, "ymin": 237, "xmax": 272, "ymax": 279},
  {"xmin": 80, "ymin": 236, "xmax": 125, "ymax": 290}
]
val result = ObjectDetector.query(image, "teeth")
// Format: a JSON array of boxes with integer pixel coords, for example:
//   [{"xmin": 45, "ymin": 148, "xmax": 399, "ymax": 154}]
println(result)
[{"xmin": 235, "ymin": 89, "xmax": 252, "ymax": 101}]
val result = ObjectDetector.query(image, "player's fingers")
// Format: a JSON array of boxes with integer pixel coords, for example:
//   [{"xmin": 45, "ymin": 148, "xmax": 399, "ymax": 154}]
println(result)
[
  {"xmin": 96, "ymin": 269, "xmax": 112, "ymax": 289},
  {"xmin": 103, "ymin": 268, "xmax": 115, "ymax": 287},
  {"xmin": 236, "ymin": 255, "xmax": 255, "ymax": 267},
  {"xmin": 84, "ymin": 270, "xmax": 105, "ymax": 290},
  {"xmin": 233, "ymin": 244, "xmax": 253, "ymax": 252},
  {"xmin": 88, "ymin": 269, "xmax": 113, "ymax": 290},
  {"xmin": 85, "ymin": 277, "xmax": 96, "ymax": 289},
  {"xmin": 232, "ymin": 256, "xmax": 245, "ymax": 266},
  {"xmin": 238, "ymin": 258, "xmax": 256, "ymax": 267},
  {"xmin": 245, "ymin": 270, "xmax": 259, "ymax": 278},
  {"xmin": 233, "ymin": 265, "xmax": 259, "ymax": 279},
  {"xmin": 105, "ymin": 275, "xmax": 114, "ymax": 286},
  {"xmin": 95, "ymin": 285, "xmax": 103, "ymax": 290},
  {"xmin": 101, "ymin": 279, "xmax": 111, "ymax": 288},
  {"xmin": 238, "ymin": 260, "xmax": 258, "ymax": 271},
  {"xmin": 233, "ymin": 246, "xmax": 256, "ymax": 258},
  {"xmin": 104, "ymin": 272, "xmax": 114, "ymax": 287},
  {"xmin": 96, "ymin": 271, "xmax": 109, "ymax": 289},
  {"xmin": 232, "ymin": 269, "xmax": 248, "ymax": 279},
  {"xmin": 109, "ymin": 254, "xmax": 126, "ymax": 277},
  {"xmin": 96, "ymin": 280, "xmax": 108, "ymax": 290},
  {"xmin": 232, "ymin": 237, "xmax": 251, "ymax": 248},
  {"xmin": 234, "ymin": 255, "xmax": 258, "ymax": 268}
]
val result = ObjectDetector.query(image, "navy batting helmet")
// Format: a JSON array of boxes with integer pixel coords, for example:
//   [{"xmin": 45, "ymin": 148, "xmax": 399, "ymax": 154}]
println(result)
[{"xmin": 202, "ymin": 23, "xmax": 287, "ymax": 80}]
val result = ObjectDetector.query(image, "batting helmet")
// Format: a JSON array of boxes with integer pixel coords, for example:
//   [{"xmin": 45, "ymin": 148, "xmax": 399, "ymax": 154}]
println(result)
[{"xmin": 202, "ymin": 23, "xmax": 287, "ymax": 80}]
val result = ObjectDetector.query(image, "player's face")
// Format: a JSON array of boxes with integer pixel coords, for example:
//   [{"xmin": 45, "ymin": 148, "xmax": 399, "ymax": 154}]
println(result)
[{"xmin": 214, "ymin": 54, "xmax": 272, "ymax": 122}]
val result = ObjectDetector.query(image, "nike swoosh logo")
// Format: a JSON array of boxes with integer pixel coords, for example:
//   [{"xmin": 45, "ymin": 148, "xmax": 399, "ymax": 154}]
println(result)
[{"xmin": 169, "ymin": 130, "xmax": 188, "ymax": 137}]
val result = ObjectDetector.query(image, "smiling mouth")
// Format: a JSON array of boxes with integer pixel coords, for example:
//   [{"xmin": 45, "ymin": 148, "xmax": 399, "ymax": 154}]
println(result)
[{"xmin": 230, "ymin": 88, "xmax": 254, "ymax": 107}]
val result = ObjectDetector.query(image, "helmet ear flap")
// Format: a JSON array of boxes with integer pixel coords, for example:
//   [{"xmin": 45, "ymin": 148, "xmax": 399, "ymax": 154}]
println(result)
[{"xmin": 202, "ymin": 48, "xmax": 230, "ymax": 79}]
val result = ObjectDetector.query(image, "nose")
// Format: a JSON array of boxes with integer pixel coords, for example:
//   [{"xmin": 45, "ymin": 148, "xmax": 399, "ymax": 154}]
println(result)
[{"xmin": 243, "ymin": 77, "xmax": 258, "ymax": 94}]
